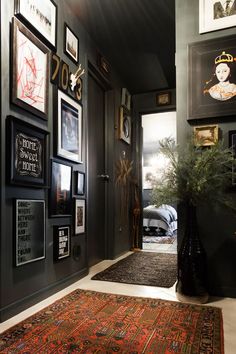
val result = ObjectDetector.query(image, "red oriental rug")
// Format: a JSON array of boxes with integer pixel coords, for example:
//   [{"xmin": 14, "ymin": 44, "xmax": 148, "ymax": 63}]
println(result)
[{"xmin": 0, "ymin": 289, "xmax": 224, "ymax": 353}]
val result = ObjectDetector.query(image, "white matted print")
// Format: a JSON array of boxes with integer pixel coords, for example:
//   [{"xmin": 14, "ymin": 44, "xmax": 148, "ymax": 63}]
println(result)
[
  {"xmin": 75, "ymin": 199, "xmax": 85, "ymax": 234},
  {"xmin": 200, "ymin": 0, "xmax": 236, "ymax": 33},
  {"xmin": 65, "ymin": 24, "xmax": 79, "ymax": 63}
]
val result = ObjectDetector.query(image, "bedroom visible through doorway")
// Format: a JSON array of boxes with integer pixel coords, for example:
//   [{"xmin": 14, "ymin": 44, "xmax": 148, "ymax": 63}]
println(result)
[{"xmin": 142, "ymin": 111, "xmax": 177, "ymax": 254}]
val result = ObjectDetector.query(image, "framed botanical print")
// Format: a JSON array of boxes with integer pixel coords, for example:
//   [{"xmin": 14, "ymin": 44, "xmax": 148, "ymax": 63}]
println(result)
[
  {"xmin": 188, "ymin": 35, "xmax": 236, "ymax": 120},
  {"xmin": 193, "ymin": 124, "xmax": 219, "ymax": 146},
  {"xmin": 119, "ymin": 106, "xmax": 131, "ymax": 144},
  {"xmin": 8, "ymin": 116, "xmax": 49, "ymax": 187},
  {"xmin": 199, "ymin": 0, "xmax": 236, "ymax": 33},
  {"xmin": 12, "ymin": 17, "xmax": 50, "ymax": 120},
  {"xmin": 49, "ymin": 160, "xmax": 72, "ymax": 217},
  {"xmin": 15, "ymin": 199, "xmax": 45, "ymax": 266},
  {"xmin": 53, "ymin": 225, "xmax": 71, "ymax": 261},
  {"xmin": 64, "ymin": 23, "xmax": 79, "ymax": 64},
  {"xmin": 14, "ymin": 0, "xmax": 57, "ymax": 49},
  {"xmin": 75, "ymin": 171, "xmax": 85, "ymax": 195},
  {"xmin": 56, "ymin": 89, "xmax": 82, "ymax": 163},
  {"xmin": 121, "ymin": 88, "xmax": 131, "ymax": 111},
  {"xmin": 75, "ymin": 198, "xmax": 85, "ymax": 234}
]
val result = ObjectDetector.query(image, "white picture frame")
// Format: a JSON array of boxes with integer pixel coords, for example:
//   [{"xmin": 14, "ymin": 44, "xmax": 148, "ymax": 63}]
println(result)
[
  {"xmin": 75, "ymin": 199, "xmax": 85, "ymax": 234},
  {"xmin": 199, "ymin": 0, "xmax": 236, "ymax": 33}
]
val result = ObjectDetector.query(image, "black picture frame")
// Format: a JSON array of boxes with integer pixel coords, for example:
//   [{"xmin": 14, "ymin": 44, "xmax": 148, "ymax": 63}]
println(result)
[
  {"xmin": 156, "ymin": 91, "xmax": 171, "ymax": 106},
  {"xmin": 55, "ymin": 89, "xmax": 82, "ymax": 163},
  {"xmin": 15, "ymin": 199, "xmax": 45, "ymax": 266},
  {"xmin": 75, "ymin": 171, "xmax": 85, "ymax": 195},
  {"xmin": 49, "ymin": 159, "xmax": 72, "ymax": 217},
  {"xmin": 53, "ymin": 225, "xmax": 71, "ymax": 261},
  {"xmin": 228, "ymin": 130, "xmax": 236, "ymax": 186},
  {"xmin": 188, "ymin": 35, "xmax": 236, "ymax": 120},
  {"xmin": 12, "ymin": 17, "xmax": 50, "ymax": 120},
  {"xmin": 8, "ymin": 116, "xmax": 49, "ymax": 188},
  {"xmin": 64, "ymin": 23, "xmax": 79, "ymax": 64},
  {"xmin": 14, "ymin": 0, "xmax": 57, "ymax": 50}
]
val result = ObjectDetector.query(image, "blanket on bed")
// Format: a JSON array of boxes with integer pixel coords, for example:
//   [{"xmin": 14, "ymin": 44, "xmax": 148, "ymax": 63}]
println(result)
[{"xmin": 143, "ymin": 204, "xmax": 177, "ymax": 225}]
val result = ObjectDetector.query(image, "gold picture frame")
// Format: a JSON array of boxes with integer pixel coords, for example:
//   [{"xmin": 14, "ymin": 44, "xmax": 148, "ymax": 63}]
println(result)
[
  {"xmin": 156, "ymin": 91, "xmax": 171, "ymax": 106},
  {"xmin": 194, "ymin": 124, "xmax": 219, "ymax": 146}
]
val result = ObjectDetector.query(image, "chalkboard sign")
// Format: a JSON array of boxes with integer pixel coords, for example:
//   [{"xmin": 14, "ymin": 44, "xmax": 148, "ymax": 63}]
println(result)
[
  {"xmin": 16, "ymin": 199, "xmax": 45, "ymax": 266},
  {"xmin": 8, "ymin": 116, "xmax": 49, "ymax": 187},
  {"xmin": 54, "ymin": 225, "xmax": 70, "ymax": 261}
]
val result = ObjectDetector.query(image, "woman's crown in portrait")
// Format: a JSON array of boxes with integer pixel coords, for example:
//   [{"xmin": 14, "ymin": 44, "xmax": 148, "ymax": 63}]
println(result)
[{"xmin": 215, "ymin": 51, "xmax": 234, "ymax": 64}]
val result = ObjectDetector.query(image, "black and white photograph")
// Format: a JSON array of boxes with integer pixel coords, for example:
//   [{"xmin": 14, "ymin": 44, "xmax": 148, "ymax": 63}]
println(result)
[{"xmin": 64, "ymin": 23, "xmax": 79, "ymax": 63}]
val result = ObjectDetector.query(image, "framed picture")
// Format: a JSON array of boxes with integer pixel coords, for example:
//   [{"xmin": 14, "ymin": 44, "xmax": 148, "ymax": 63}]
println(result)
[
  {"xmin": 15, "ymin": 199, "xmax": 45, "ymax": 266},
  {"xmin": 188, "ymin": 35, "xmax": 236, "ymax": 120},
  {"xmin": 53, "ymin": 225, "xmax": 70, "ymax": 261},
  {"xmin": 199, "ymin": 0, "xmax": 236, "ymax": 34},
  {"xmin": 12, "ymin": 17, "xmax": 50, "ymax": 120},
  {"xmin": 121, "ymin": 88, "xmax": 131, "ymax": 111},
  {"xmin": 97, "ymin": 53, "xmax": 110, "ymax": 77},
  {"xmin": 56, "ymin": 89, "xmax": 82, "ymax": 163},
  {"xmin": 75, "ymin": 171, "xmax": 85, "ymax": 195},
  {"xmin": 14, "ymin": 0, "xmax": 57, "ymax": 49},
  {"xmin": 228, "ymin": 130, "xmax": 236, "ymax": 185},
  {"xmin": 156, "ymin": 91, "xmax": 171, "ymax": 106},
  {"xmin": 75, "ymin": 198, "xmax": 85, "ymax": 234},
  {"xmin": 49, "ymin": 160, "xmax": 72, "ymax": 217},
  {"xmin": 8, "ymin": 116, "xmax": 49, "ymax": 188},
  {"xmin": 193, "ymin": 124, "xmax": 219, "ymax": 146},
  {"xmin": 119, "ymin": 106, "xmax": 131, "ymax": 145},
  {"xmin": 64, "ymin": 23, "xmax": 79, "ymax": 64}
]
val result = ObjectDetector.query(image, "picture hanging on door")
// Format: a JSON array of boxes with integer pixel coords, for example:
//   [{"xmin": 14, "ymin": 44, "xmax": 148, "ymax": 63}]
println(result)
[{"xmin": 119, "ymin": 106, "xmax": 131, "ymax": 145}]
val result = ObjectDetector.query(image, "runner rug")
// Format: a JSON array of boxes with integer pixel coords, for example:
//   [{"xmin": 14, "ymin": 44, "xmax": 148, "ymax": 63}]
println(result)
[
  {"xmin": 0, "ymin": 289, "xmax": 224, "ymax": 353},
  {"xmin": 92, "ymin": 252, "xmax": 177, "ymax": 288}
]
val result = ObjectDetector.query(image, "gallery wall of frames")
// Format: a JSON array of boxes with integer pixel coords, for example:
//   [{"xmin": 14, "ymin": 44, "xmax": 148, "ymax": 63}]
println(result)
[{"xmin": 175, "ymin": 0, "xmax": 236, "ymax": 297}]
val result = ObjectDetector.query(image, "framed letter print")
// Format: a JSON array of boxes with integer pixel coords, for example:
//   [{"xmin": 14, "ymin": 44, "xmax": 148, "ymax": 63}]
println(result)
[
  {"xmin": 49, "ymin": 160, "xmax": 72, "ymax": 217},
  {"xmin": 8, "ymin": 116, "xmax": 49, "ymax": 188},
  {"xmin": 199, "ymin": 0, "xmax": 236, "ymax": 33},
  {"xmin": 54, "ymin": 225, "xmax": 70, "ymax": 261},
  {"xmin": 64, "ymin": 23, "xmax": 79, "ymax": 64},
  {"xmin": 12, "ymin": 17, "xmax": 50, "ymax": 120},
  {"xmin": 56, "ymin": 89, "xmax": 82, "ymax": 163},
  {"xmin": 75, "ymin": 199, "xmax": 85, "ymax": 234},
  {"xmin": 16, "ymin": 199, "xmax": 45, "ymax": 266},
  {"xmin": 188, "ymin": 35, "xmax": 236, "ymax": 120},
  {"xmin": 119, "ymin": 106, "xmax": 131, "ymax": 144},
  {"xmin": 14, "ymin": 0, "xmax": 57, "ymax": 49}
]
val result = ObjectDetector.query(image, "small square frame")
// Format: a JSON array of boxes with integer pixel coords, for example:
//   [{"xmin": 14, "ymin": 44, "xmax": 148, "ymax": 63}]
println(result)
[
  {"xmin": 193, "ymin": 124, "xmax": 219, "ymax": 146},
  {"xmin": 156, "ymin": 91, "xmax": 171, "ymax": 106},
  {"xmin": 64, "ymin": 23, "xmax": 79, "ymax": 64}
]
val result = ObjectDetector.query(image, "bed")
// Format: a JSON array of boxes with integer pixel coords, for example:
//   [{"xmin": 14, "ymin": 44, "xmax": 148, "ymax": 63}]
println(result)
[{"xmin": 143, "ymin": 204, "xmax": 177, "ymax": 236}]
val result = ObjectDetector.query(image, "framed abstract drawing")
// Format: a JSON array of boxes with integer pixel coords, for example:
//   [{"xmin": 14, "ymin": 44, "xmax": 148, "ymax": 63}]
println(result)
[
  {"xmin": 8, "ymin": 116, "xmax": 49, "ymax": 188},
  {"xmin": 15, "ymin": 199, "xmax": 45, "ymax": 266},
  {"xmin": 64, "ymin": 23, "xmax": 79, "ymax": 64},
  {"xmin": 12, "ymin": 17, "xmax": 50, "ymax": 120},
  {"xmin": 14, "ymin": 0, "xmax": 57, "ymax": 49},
  {"xmin": 119, "ymin": 106, "xmax": 131, "ymax": 145},
  {"xmin": 75, "ymin": 198, "xmax": 85, "ymax": 234},
  {"xmin": 53, "ymin": 225, "xmax": 71, "ymax": 261},
  {"xmin": 199, "ymin": 0, "xmax": 236, "ymax": 33},
  {"xmin": 188, "ymin": 35, "xmax": 236, "ymax": 120},
  {"xmin": 55, "ymin": 89, "xmax": 82, "ymax": 163},
  {"xmin": 49, "ymin": 159, "xmax": 72, "ymax": 217}
]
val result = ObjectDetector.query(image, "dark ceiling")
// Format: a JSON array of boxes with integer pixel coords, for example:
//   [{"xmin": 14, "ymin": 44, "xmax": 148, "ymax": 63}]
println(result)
[{"xmin": 67, "ymin": 0, "xmax": 176, "ymax": 94}]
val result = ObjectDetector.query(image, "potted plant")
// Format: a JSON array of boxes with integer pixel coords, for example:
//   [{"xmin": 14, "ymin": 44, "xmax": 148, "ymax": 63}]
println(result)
[{"xmin": 151, "ymin": 137, "xmax": 236, "ymax": 303}]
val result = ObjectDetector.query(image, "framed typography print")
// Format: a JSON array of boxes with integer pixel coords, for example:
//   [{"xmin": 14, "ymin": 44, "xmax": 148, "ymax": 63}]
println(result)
[
  {"xmin": 64, "ymin": 23, "xmax": 79, "ymax": 64},
  {"xmin": 199, "ymin": 0, "xmax": 236, "ymax": 33},
  {"xmin": 194, "ymin": 124, "xmax": 219, "ymax": 146},
  {"xmin": 75, "ymin": 198, "xmax": 85, "ymax": 234},
  {"xmin": 56, "ymin": 89, "xmax": 82, "ymax": 163},
  {"xmin": 119, "ymin": 106, "xmax": 131, "ymax": 144},
  {"xmin": 188, "ymin": 35, "xmax": 236, "ymax": 120},
  {"xmin": 75, "ymin": 171, "xmax": 85, "ymax": 195},
  {"xmin": 14, "ymin": 0, "xmax": 57, "ymax": 49},
  {"xmin": 54, "ymin": 225, "xmax": 70, "ymax": 261},
  {"xmin": 16, "ymin": 199, "xmax": 45, "ymax": 266},
  {"xmin": 8, "ymin": 116, "xmax": 49, "ymax": 187},
  {"xmin": 12, "ymin": 17, "xmax": 50, "ymax": 120},
  {"xmin": 49, "ymin": 160, "xmax": 72, "ymax": 217}
]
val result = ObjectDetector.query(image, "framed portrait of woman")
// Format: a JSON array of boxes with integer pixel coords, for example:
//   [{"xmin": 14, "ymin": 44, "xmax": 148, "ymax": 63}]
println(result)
[{"xmin": 188, "ymin": 35, "xmax": 236, "ymax": 120}]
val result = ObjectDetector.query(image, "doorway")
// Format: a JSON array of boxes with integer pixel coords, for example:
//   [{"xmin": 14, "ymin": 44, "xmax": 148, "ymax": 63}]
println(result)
[{"xmin": 141, "ymin": 111, "xmax": 177, "ymax": 254}]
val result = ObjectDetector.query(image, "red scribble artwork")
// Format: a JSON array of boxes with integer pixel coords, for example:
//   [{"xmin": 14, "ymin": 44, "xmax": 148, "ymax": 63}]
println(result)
[{"xmin": 17, "ymin": 29, "xmax": 46, "ymax": 113}]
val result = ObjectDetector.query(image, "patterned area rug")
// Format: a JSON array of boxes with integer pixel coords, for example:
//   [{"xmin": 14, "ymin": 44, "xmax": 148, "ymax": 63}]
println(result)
[
  {"xmin": 0, "ymin": 290, "xmax": 224, "ymax": 353},
  {"xmin": 143, "ymin": 234, "xmax": 177, "ymax": 244},
  {"xmin": 92, "ymin": 252, "xmax": 177, "ymax": 288}
]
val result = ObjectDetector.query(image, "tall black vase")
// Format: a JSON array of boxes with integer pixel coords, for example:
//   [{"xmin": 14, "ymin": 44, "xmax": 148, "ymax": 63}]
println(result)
[{"xmin": 176, "ymin": 203, "xmax": 209, "ymax": 304}]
